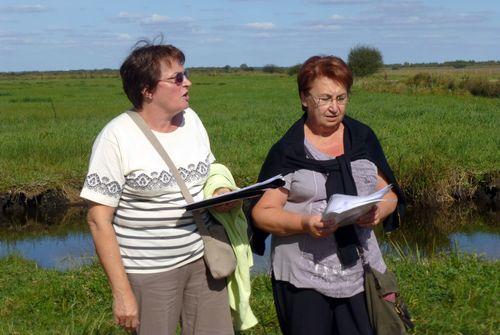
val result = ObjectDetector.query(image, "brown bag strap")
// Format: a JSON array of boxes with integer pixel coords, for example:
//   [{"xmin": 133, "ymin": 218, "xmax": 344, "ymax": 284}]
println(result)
[{"xmin": 126, "ymin": 110, "xmax": 207, "ymax": 233}]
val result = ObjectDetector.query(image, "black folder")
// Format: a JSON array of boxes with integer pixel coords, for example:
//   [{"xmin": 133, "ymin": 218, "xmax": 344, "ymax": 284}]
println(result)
[{"xmin": 184, "ymin": 175, "xmax": 285, "ymax": 211}]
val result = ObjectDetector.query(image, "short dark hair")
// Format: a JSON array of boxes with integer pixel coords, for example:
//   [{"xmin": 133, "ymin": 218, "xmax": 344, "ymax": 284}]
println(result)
[
  {"xmin": 120, "ymin": 41, "xmax": 185, "ymax": 109},
  {"xmin": 297, "ymin": 56, "xmax": 353, "ymax": 108}
]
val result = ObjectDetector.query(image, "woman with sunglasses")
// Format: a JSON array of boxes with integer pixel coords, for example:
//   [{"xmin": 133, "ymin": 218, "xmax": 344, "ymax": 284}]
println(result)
[
  {"xmin": 81, "ymin": 42, "xmax": 234, "ymax": 334},
  {"xmin": 251, "ymin": 55, "xmax": 405, "ymax": 335}
]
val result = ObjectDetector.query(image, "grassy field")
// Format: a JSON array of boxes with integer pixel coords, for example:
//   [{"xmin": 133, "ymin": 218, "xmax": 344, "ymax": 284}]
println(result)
[
  {"xmin": 0, "ymin": 69, "xmax": 498, "ymax": 204},
  {"xmin": 378, "ymin": 64, "xmax": 500, "ymax": 82},
  {"xmin": 0, "ymin": 251, "xmax": 498, "ymax": 334},
  {"xmin": 0, "ymin": 68, "xmax": 498, "ymax": 334}
]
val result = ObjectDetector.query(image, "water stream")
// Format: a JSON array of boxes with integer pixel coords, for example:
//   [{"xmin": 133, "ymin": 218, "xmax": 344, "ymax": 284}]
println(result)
[{"xmin": 0, "ymin": 205, "xmax": 497, "ymax": 272}]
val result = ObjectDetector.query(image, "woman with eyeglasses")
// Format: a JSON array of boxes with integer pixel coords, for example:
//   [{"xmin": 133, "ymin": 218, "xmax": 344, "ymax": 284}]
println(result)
[
  {"xmin": 251, "ymin": 55, "xmax": 405, "ymax": 335},
  {"xmin": 80, "ymin": 42, "xmax": 234, "ymax": 334}
]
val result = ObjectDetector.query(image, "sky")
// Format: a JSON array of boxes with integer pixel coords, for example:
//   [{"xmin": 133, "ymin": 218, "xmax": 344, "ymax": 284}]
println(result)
[{"xmin": 0, "ymin": 0, "xmax": 499, "ymax": 72}]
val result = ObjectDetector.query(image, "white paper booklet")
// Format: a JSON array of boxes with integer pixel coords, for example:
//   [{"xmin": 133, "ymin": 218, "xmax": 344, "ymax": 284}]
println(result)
[{"xmin": 322, "ymin": 184, "xmax": 393, "ymax": 226}]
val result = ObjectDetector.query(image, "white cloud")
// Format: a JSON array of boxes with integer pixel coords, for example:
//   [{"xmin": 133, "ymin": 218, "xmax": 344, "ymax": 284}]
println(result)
[
  {"xmin": 254, "ymin": 32, "xmax": 272, "ymax": 37},
  {"xmin": 400, "ymin": 16, "xmax": 420, "ymax": 24},
  {"xmin": 117, "ymin": 33, "xmax": 132, "ymax": 41},
  {"xmin": 0, "ymin": 31, "xmax": 38, "ymax": 44},
  {"xmin": 306, "ymin": 24, "xmax": 341, "ymax": 31},
  {"xmin": 245, "ymin": 22, "xmax": 275, "ymax": 30},
  {"xmin": 205, "ymin": 37, "xmax": 223, "ymax": 44},
  {"xmin": 142, "ymin": 14, "xmax": 170, "ymax": 24},
  {"xmin": 113, "ymin": 12, "xmax": 195, "ymax": 25},
  {"xmin": 0, "ymin": 4, "xmax": 49, "ymax": 13},
  {"xmin": 115, "ymin": 12, "xmax": 140, "ymax": 22},
  {"xmin": 303, "ymin": 1, "xmax": 494, "ymax": 32}
]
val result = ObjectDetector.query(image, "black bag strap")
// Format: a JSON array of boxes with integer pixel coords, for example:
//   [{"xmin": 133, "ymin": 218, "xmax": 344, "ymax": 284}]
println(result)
[{"xmin": 357, "ymin": 245, "xmax": 372, "ymax": 273}]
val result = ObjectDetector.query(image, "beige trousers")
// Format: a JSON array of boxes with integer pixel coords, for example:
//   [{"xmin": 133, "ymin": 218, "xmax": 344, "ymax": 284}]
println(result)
[{"xmin": 127, "ymin": 257, "xmax": 234, "ymax": 335}]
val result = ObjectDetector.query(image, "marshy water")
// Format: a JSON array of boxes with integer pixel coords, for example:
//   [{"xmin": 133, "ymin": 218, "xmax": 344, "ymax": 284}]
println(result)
[{"xmin": 0, "ymin": 205, "xmax": 498, "ymax": 273}]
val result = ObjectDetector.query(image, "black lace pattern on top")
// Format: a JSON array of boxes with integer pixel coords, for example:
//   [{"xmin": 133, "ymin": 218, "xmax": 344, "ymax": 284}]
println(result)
[
  {"xmin": 125, "ymin": 154, "xmax": 211, "ymax": 191},
  {"xmin": 84, "ymin": 173, "xmax": 123, "ymax": 198},
  {"xmin": 84, "ymin": 155, "xmax": 211, "ymax": 195}
]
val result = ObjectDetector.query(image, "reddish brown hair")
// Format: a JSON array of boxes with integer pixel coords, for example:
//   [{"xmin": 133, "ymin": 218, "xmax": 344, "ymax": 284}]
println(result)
[{"xmin": 297, "ymin": 55, "xmax": 353, "ymax": 101}]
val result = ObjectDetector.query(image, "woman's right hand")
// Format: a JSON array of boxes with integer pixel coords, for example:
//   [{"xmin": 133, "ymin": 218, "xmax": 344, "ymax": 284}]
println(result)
[
  {"xmin": 87, "ymin": 203, "xmax": 140, "ymax": 333},
  {"xmin": 302, "ymin": 214, "xmax": 339, "ymax": 238},
  {"xmin": 253, "ymin": 188, "xmax": 339, "ymax": 237},
  {"xmin": 113, "ymin": 289, "xmax": 140, "ymax": 332}
]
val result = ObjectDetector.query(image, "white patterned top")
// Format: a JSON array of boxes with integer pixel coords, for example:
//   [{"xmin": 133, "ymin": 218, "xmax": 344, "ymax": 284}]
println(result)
[{"xmin": 81, "ymin": 108, "xmax": 215, "ymax": 274}]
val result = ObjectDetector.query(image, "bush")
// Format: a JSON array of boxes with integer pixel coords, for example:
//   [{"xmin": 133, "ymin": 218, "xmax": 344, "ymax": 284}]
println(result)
[
  {"xmin": 464, "ymin": 78, "xmax": 500, "ymax": 98},
  {"xmin": 262, "ymin": 64, "xmax": 281, "ymax": 74},
  {"xmin": 444, "ymin": 60, "xmax": 475, "ymax": 68},
  {"xmin": 402, "ymin": 73, "xmax": 500, "ymax": 98},
  {"xmin": 239, "ymin": 63, "xmax": 254, "ymax": 71},
  {"xmin": 406, "ymin": 72, "xmax": 438, "ymax": 88},
  {"xmin": 348, "ymin": 45, "xmax": 383, "ymax": 77},
  {"xmin": 287, "ymin": 63, "xmax": 301, "ymax": 76}
]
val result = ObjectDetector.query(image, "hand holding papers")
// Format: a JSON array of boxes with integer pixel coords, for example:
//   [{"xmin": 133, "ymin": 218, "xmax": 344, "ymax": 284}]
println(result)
[
  {"xmin": 322, "ymin": 185, "xmax": 393, "ymax": 227},
  {"xmin": 184, "ymin": 175, "xmax": 285, "ymax": 211}
]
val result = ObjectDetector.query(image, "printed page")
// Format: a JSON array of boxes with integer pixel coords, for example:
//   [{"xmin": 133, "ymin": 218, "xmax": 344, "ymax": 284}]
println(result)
[{"xmin": 322, "ymin": 185, "xmax": 392, "ymax": 226}]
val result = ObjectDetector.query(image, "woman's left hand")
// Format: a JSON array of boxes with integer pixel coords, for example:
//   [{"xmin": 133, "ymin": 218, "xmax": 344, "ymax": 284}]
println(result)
[
  {"xmin": 212, "ymin": 187, "xmax": 242, "ymax": 213},
  {"xmin": 356, "ymin": 205, "xmax": 381, "ymax": 228}
]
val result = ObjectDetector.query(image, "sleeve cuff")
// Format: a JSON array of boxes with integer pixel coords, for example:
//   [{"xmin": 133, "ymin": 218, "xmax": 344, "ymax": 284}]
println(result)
[{"xmin": 80, "ymin": 188, "xmax": 119, "ymax": 207}]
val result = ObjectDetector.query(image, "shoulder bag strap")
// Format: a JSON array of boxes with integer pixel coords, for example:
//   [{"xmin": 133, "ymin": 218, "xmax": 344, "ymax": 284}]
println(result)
[
  {"xmin": 357, "ymin": 245, "xmax": 372, "ymax": 273},
  {"xmin": 126, "ymin": 110, "xmax": 208, "ymax": 233}
]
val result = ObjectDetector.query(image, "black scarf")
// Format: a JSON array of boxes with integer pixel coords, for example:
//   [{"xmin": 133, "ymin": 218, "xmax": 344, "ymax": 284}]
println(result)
[{"xmin": 250, "ymin": 114, "xmax": 405, "ymax": 267}]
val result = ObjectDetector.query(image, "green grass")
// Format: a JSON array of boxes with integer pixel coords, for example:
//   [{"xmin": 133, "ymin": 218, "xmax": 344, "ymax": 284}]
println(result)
[
  {"xmin": 0, "ymin": 72, "xmax": 498, "ymax": 204},
  {"xmin": 0, "ymin": 76, "xmax": 128, "ymax": 194},
  {"xmin": 389, "ymin": 251, "xmax": 500, "ymax": 335},
  {"xmin": 0, "ymin": 252, "xmax": 498, "ymax": 334},
  {"xmin": 0, "ymin": 257, "xmax": 121, "ymax": 334}
]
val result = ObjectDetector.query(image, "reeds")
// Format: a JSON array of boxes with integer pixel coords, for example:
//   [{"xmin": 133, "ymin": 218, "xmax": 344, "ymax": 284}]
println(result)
[{"xmin": 357, "ymin": 65, "xmax": 500, "ymax": 98}]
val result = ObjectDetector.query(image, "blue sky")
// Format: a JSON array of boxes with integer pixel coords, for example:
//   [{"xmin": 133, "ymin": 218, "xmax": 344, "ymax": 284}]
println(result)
[{"xmin": 0, "ymin": 0, "xmax": 498, "ymax": 71}]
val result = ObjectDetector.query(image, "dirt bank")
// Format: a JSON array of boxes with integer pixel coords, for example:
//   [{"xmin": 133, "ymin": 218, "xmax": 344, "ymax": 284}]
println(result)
[
  {"xmin": 1, "ymin": 178, "xmax": 498, "ymax": 225},
  {"xmin": 0, "ymin": 189, "xmax": 76, "ymax": 225}
]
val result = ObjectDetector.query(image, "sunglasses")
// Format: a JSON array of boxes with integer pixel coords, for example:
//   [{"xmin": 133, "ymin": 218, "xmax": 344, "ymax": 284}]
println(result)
[{"xmin": 158, "ymin": 70, "xmax": 189, "ymax": 86}]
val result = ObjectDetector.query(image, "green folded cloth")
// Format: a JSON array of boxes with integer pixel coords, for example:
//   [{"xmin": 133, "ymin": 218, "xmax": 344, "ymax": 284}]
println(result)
[{"xmin": 204, "ymin": 163, "xmax": 259, "ymax": 331}]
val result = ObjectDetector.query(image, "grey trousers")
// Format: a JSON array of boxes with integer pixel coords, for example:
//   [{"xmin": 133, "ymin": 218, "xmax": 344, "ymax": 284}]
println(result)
[{"xmin": 127, "ymin": 257, "xmax": 234, "ymax": 335}]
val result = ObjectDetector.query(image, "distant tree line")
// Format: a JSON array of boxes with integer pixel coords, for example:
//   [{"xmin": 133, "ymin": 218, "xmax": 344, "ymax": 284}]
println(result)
[
  {"xmin": 0, "ymin": 69, "xmax": 119, "ymax": 80},
  {"xmin": 2, "ymin": 59, "xmax": 499, "ymax": 78},
  {"xmin": 386, "ymin": 60, "xmax": 500, "ymax": 69},
  {"xmin": 190, "ymin": 58, "xmax": 500, "ymax": 75}
]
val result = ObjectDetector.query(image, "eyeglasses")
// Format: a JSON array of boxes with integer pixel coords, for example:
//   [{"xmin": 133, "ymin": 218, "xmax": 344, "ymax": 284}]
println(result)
[
  {"xmin": 158, "ymin": 70, "xmax": 189, "ymax": 86},
  {"xmin": 308, "ymin": 92, "xmax": 349, "ymax": 106}
]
